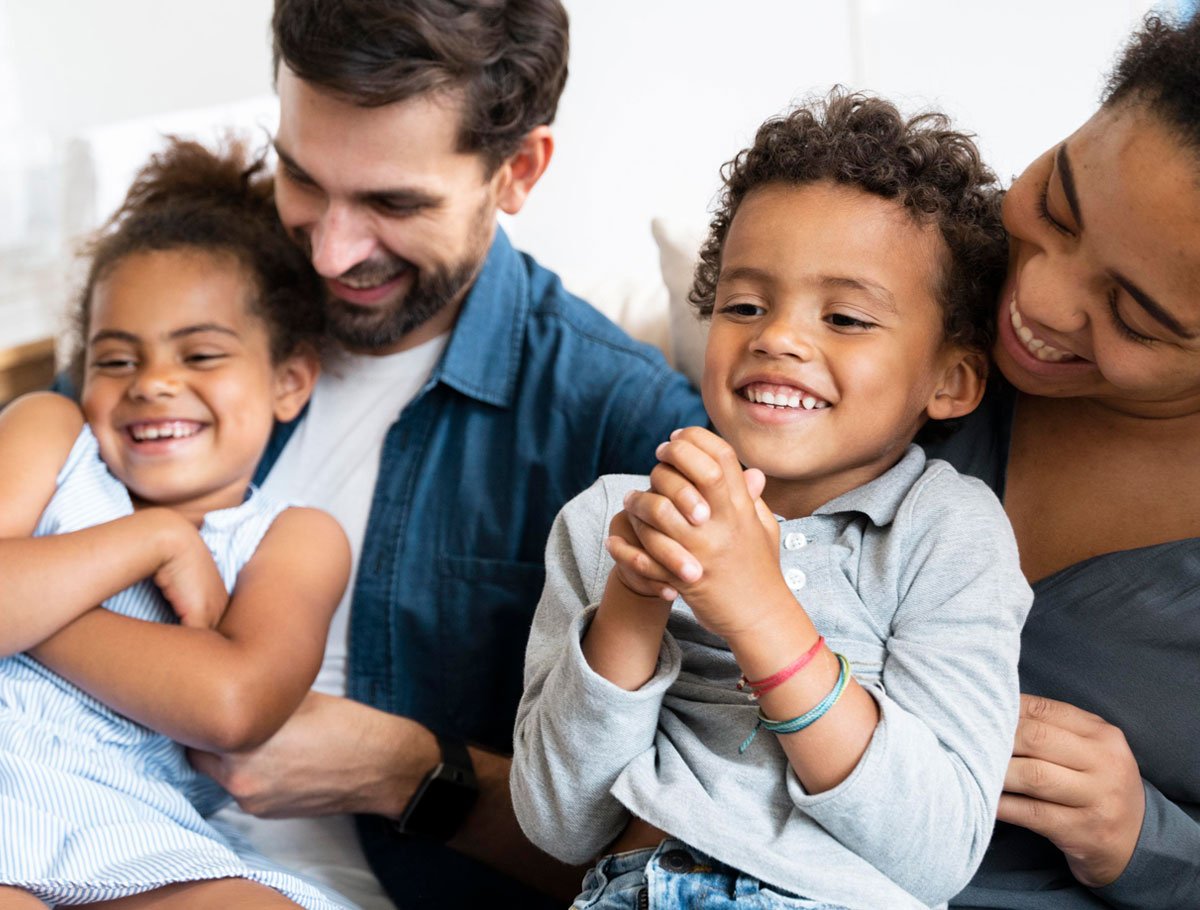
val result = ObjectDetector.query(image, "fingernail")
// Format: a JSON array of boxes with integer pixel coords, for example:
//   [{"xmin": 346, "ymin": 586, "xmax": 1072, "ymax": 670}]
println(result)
[
  {"xmin": 691, "ymin": 502, "xmax": 710, "ymax": 523},
  {"xmin": 655, "ymin": 442, "xmax": 668, "ymax": 458},
  {"xmin": 681, "ymin": 561, "xmax": 701, "ymax": 582},
  {"xmin": 661, "ymin": 587, "xmax": 678, "ymax": 601},
  {"xmin": 670, "ymin": 428, "xmax": 682, "ymax": 440},
  {"xmin": 623, "ymin": 490, "xmax": 634, "ymax": 508}
]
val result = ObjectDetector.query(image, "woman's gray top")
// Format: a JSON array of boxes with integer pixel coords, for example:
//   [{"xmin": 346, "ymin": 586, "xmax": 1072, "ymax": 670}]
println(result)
[{"xmin": 930, "ymin": 380, "xmax": 1200, "ymax": 910}]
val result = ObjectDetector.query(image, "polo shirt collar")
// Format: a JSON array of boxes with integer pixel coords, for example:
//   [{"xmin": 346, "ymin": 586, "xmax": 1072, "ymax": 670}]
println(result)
[
  {"xmin": 811, "ymin": 444, "xmax": 927, "ymax": 526},
  {"xmin": 434, "ymin": 225, "xmax": 526, "ymax": 408}
]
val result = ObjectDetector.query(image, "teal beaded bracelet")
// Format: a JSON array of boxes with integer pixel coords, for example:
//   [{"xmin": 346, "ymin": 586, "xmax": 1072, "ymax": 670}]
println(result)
[{"xmin": 738, "ymin": 653, "xmax": 851, "ymax": 754}]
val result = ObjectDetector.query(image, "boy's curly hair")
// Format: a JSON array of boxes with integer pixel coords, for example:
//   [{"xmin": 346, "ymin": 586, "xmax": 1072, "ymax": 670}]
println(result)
[
  {"xmin": 690, "ymin": 90, "xmax": 1007, "ymax": 358},
  {"xmin": 70, "ymin": 137, "xmax": 324, "ymax": 388}
]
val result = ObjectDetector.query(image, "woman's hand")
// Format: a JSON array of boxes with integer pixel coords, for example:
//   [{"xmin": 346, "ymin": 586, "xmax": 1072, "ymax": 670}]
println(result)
[{"xmin": 1000, "ymin": 693, "xmax": 1146, "ymax": 888}]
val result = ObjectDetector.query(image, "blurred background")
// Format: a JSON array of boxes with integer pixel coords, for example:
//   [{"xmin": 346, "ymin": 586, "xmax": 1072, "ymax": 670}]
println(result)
[{"xmin": 1, "ymin": 0, "xmax": 1193, "ymax": 397}]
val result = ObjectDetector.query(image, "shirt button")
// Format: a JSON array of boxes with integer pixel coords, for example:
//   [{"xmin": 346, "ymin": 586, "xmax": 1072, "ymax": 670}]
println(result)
[
  {"xmin": 784, "ymin": 532, "xmax": 808, "ymax": 550},
  {"xmin": 785, "ymin": 568, "xmax": 807, "ymax": 590}
]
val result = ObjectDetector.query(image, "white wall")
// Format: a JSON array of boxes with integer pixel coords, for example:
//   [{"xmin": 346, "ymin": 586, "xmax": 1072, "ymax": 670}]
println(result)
[{"xmin": 0, "ymin": 0, "xmax": 1176, "ymax": 349}]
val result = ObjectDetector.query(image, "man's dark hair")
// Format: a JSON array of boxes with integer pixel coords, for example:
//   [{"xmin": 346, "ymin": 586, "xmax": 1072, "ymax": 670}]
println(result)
[
  {"xmin": 272, "ymin": 0, "xmax": 569, "ymax": 171},
  {"xmin": 1104, "ymin": 11, "xmax": 1200, "ymax": 157},
  {"xmin": 690, "ymin": 90, "xmax": 1007, "ymax": 361}
]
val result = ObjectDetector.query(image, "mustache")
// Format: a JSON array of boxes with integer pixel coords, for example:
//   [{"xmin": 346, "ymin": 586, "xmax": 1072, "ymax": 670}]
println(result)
[{"xmin": 336, "ymin": 257, "xmax": 411, "ymax": 287}]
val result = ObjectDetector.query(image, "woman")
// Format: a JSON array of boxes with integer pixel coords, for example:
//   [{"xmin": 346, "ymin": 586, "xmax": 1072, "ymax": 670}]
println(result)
[{"xmin": 931, "ymin": 11, "xmax": 1200, "ymax": 909}]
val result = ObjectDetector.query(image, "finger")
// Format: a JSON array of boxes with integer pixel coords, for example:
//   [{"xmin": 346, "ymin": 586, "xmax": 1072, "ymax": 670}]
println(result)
[
  {"xmin": 625, "ymin": 513, "xmax": 702, "ymax": 584},
  {"xmin": 1004, "ymin": 755, "xmax": 1092, "ymax": 808},
  {"xmin": 656, "ymin": 435, "xmax": 748, "ymax": 509},
  {"xmin": 624, "ymin": 488, "xmax": 695, "ymax": 541},
  {"xmin": 996, "ymin": 791, "xmax": 1077, "ymax": 841},
  {"xmin": 186, "ymin": 747, "xmax": 223, "ymax": 781},
  {"xmin": 605, "ymin": 535, "xmax": 680, "ymax": 601},
  {"xmin": 1020, "ymin": 693, "xmax": 1107, "ymax": 734},
  {"xmin": 649, "ymin": 462, "xmax": 710, "ymax": 525},
  {"xmin": 742, "ymin": 467, "xmax": 766, "ymax": 501},
  {"xmin": 1013, "ymin": 716, "xmax": 1096, "ymax": 771},
  {"xmin": 752, "ymin": 495, "xmax": 778, "ymax": 536}
]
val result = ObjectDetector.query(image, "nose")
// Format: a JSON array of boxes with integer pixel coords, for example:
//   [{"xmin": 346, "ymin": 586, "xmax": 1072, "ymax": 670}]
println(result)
[
  {"xmin": 128, "ymin": 360, "xmax": 181, "ymax": 401},
  {"xmin": 1014, "ymin": 247, "xmax": 1094, "ymax": 337},
  {"xmin": 750, "ymin": 312, "xmax": 816, "ymax": 361},
  {"xmin": 308, "ymin": 203, "xmax": 378, "ymax": 279}
]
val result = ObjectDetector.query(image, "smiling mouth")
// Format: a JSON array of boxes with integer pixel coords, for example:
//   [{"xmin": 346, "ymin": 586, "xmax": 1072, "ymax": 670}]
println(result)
[
  {"xmin": 740, "ymin": 382, "xmax": 830, "ymax": 410},
  {"xmin": 126, "ymin": 420, "xmax": 204, "ymax": 442},
  {"xmin": 1008, "ymin": 296, "xmax": 1084, "ymax": 363}
]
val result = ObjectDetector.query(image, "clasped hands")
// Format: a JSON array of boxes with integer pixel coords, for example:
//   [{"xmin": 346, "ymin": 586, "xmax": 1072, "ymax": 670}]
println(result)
[{"xmin": 605, "ymin": 426, "xmax": 789, "ymax": 639}]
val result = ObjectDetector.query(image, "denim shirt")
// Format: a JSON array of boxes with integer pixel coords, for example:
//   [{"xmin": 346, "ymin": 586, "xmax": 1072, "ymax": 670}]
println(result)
[{"xmin": 255, "ymin": 228, "xmax": 706, "ymax": 906}]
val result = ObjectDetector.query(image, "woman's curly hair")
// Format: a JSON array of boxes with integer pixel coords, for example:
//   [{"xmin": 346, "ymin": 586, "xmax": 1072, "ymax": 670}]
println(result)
[
  {"xmin": 690, "ymin": 90, "xmax": 1007, "ymax": 358},
  {"xmin": 1104, "ymin": 11, "xmax": 1200, "ymax": 153},
  {"xmin": 70, "ymin": 136, "xmax": 324, "ymax": 388}
]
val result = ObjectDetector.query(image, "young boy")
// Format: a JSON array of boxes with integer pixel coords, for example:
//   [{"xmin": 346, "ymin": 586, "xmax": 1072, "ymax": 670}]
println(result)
[{"xmin": 511, "ymin": 92, "xmax": 1032, "ymax": 910}]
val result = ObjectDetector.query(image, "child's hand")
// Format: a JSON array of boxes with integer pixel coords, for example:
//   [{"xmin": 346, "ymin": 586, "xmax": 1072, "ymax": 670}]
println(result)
[
  {"xmin": 150, "ymin": 510, "xmax": 230, "ymax": 629},
  {"xmin": 605, "ymin": 509, "xmax": 682, "ymax": 602},
  {"xmin": 624, "ymin": 427, "xmax": 786, "ymax": 638}
]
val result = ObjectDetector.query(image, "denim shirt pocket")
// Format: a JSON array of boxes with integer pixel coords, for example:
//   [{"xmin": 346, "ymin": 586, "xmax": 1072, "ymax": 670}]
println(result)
[{"xmin": 437, "ymin": 554, "xmax": 547, "ymax": 750}]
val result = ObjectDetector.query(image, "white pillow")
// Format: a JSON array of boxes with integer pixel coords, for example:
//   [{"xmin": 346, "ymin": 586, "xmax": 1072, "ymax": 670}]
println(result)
[{"xmin": 651, "ymin": 217, "xmax": 708, "ymax": 388}]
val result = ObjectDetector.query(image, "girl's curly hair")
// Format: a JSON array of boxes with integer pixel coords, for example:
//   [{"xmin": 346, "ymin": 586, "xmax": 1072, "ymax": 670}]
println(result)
[
  {"xmin": 690, "ymin": 90, "xmax": 1007, "ymax": 359},
  {"xmin": 70, "ymin": 136, "xmax": 324, "ymax": 387}
]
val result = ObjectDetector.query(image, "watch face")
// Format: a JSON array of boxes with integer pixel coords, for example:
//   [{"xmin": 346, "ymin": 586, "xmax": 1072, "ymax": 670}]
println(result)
[{"xmin": 398, "ymin": 764, "xmax": 478, "ymax": 841}]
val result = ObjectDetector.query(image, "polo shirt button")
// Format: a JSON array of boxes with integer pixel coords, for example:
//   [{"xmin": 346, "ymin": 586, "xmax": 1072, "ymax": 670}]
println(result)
[
  {"xmin": 785, "ymin": 568, "xmax": 807, "ymax": 590},
  {"xmin": 784, "ymin": 532, "xmax": 808, "ymax": 550}
]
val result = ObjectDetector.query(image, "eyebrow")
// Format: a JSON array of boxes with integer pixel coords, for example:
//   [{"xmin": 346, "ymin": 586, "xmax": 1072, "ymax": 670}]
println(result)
[
  {"xmin": 1056, "ymin": 144, "xmax": 1084, "ymax": 229},
  {"xmin": 273, "ymin": 141, "xmax": 442, "ymax": 210},
  {"xmin": 1111, "ymin": 272, "xmax": 1195, "ymax": 339},
  {"xmin": 89, "ymin": 324, "xmax": 241, "ymax": 345},
  {"xmin": 718, "ymin": 267, "xmax": 897, "ymax": 312}
]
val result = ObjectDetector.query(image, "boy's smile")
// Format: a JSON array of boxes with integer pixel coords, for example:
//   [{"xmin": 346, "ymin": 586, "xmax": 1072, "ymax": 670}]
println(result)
[{"xmin": 702, "ymin": 180, "xmax": 976, "ymax": 517}]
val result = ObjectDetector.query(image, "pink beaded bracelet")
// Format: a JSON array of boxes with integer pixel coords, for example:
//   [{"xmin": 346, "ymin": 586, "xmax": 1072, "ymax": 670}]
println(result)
[{"xmin": 736, "ymin": 635, "xmax": 825, "ymax": 700}]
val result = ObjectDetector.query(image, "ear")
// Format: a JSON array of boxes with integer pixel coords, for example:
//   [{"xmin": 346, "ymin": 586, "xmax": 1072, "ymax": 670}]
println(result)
[
  {"xmin": 493, "ymin": 126, "xmax": 554, "ymax": 216},
  {"xmin": 925, "ymin": 347, "xmax": 987, "ymax": 421},
  {"xmin": 270, "ymin": 346, "xmax": 320, "ymax": 423}
]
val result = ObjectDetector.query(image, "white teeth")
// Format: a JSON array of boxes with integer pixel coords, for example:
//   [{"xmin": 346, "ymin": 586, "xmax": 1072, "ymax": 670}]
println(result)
[
  {"xmin": 762, "ymin": 391, "xmax": 777, "ymax": 405},
  {"xmin": 745, "ymin": 386, "xmax": 828, "ymax": 410},
  {"xmin": 788, "ymin": 394, "xmax": 801, "ymax": 408},
  {"xmin": 1009, "ymin": 295, "xmax": 1076, "ymax": 362},
  {"xmin": 802, "ymin": 396, "xmax": 817, "ymax": 410},
  {"xmin": 130, "ymin": 422, "xmax": 200, "ymax": 441}
]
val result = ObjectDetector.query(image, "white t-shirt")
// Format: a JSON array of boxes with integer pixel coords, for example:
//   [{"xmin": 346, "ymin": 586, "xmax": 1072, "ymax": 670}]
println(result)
[{"xmin": 214, "ymin": 335, "xmax": 448, "ymax": 910}]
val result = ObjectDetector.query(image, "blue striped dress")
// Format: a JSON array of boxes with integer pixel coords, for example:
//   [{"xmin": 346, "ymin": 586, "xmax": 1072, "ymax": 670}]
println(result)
[{"xmin": 0, "ymin": 426, "xmax": 354, "ymax": 909}]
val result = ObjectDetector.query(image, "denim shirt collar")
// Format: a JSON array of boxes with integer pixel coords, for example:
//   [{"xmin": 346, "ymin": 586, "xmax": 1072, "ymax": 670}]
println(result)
[
  {"xmin": 810, "ymin": 444, "xmax": 928, "ymax": 526},
  {"xmin": 431, "ymin": 225, "xmax": 526, "ymax": 409}
]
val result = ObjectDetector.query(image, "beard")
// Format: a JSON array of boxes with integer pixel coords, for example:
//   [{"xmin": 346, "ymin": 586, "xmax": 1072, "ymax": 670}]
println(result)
[{"xmin": 324, "ymin": 207, "xmax": 492, "ymax": 351}]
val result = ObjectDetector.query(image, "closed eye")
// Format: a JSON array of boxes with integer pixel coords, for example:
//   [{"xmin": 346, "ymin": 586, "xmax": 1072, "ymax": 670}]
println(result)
[
  {"xmin": 826, "ymin": 313, "xmax": 876, "ymax": 330},
  {"xmin": 1036, "ymin": 183, "xmax": 1073, "ymax": 237}
]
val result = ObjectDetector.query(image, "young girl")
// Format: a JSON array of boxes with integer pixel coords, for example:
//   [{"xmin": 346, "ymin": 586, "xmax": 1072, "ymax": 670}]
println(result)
[
  {"xmin": 512, "ymin": 94, "xmax": 1034, "ymax": 910},
  {"xmin": 0, "ymin": 139, "xmax": 354, "ymax": 909}
]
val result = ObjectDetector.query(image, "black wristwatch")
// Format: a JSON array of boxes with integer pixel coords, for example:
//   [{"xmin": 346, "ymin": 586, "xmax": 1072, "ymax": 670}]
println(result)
[{"xmin": 393, "ymin": 734, "xmax": 479, "ymax": 841}]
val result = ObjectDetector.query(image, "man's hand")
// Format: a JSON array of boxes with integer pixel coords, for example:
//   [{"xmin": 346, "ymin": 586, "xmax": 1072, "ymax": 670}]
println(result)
[
  {"xmin": 189, "ymin": 690, "xmax": 438, "ymax": 818},
  {"xmin": 999, "ymin": 693, "xmax": 1146, "ymax": 888}
]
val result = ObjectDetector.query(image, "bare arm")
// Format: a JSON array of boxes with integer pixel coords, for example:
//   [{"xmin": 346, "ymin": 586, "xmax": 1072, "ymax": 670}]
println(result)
[
  {"xmin": 0, "ymin": 393, "xmax": 212, "ymax": 655},
  {"xmin": 32, "ymin": 506, "xmax": 350, "ymax": 752}
]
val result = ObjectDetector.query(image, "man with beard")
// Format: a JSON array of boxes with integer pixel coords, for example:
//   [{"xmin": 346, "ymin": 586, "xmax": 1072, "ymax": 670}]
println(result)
[{"xmin": 187, "ymin": 1, "xmax": 706, "ymax": 908}]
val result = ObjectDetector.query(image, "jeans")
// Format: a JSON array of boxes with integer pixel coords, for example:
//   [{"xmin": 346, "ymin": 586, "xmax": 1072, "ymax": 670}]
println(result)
[{"xmin": 571, "ymin": 839, "xmax": 852, "ymax": 910}]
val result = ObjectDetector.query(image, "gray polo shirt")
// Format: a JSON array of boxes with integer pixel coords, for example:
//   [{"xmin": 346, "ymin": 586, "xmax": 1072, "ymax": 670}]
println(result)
[{"xmin": 512, "ymin": 446, "xmax": 1033, "ymax": 910}]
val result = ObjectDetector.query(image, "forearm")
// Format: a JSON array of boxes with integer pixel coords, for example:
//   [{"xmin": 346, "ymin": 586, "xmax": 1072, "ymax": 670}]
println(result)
[
  {"xmin": 581, "ymin": 571, "xmax": 672, "ymax": 690},
  {"xmin": 31, "ymin": 607, "xmax": 313, "ymax": 752},
  {"xmin": 1093, "ymin": 782, "xmax": 1200, "ymax": 909},
  {"xmin": 0, "ymin": 509, "xmax": 181, "ymax": 655}
]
